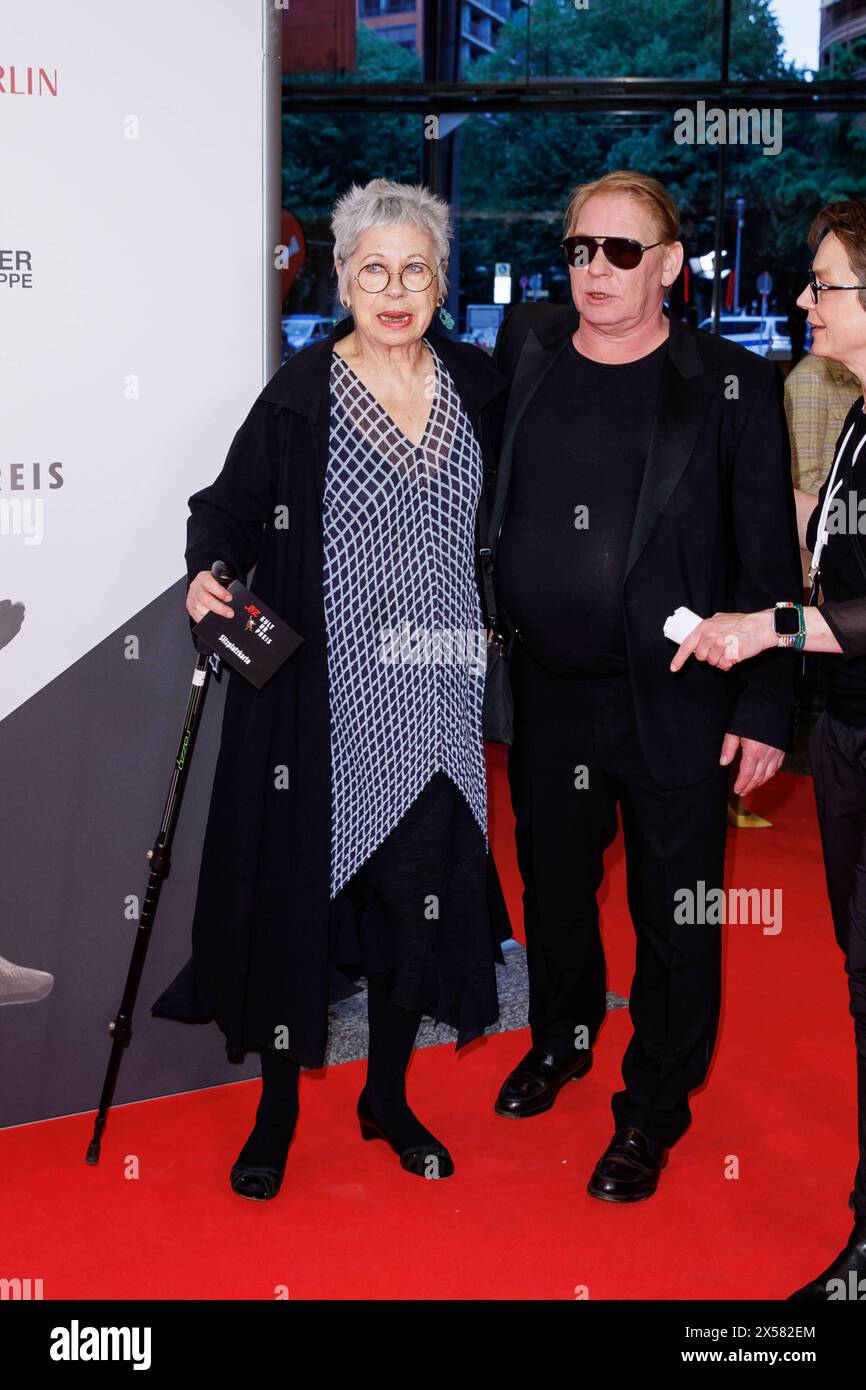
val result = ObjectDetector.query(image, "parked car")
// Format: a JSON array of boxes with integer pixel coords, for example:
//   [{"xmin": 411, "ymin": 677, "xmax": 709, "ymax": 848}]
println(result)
[
  {"xmin": 697, "ymin": 314, "xmax": 791, "ymax": 361},
  {"xmin": 281, "ymin": 314, "xmax": 333, "ymax": 360},
  {"xmin": 459, "ymin": 303, "xmax": 505, "ymax": 353}
]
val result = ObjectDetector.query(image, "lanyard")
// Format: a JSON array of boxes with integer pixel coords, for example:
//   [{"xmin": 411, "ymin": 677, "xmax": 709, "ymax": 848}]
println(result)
[{"xmin": 809, "ymin": 419, "xmax": 865, "ymax": 584}]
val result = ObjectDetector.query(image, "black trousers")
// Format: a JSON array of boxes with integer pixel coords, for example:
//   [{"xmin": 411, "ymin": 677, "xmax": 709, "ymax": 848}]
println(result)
[
  {"xmin": 508, "ymin": 639, "xmax": 729, "ymax": 1146},
  {"xmin": 809, "ymin": 710, "xmax": 866, "ymax": 1224}
]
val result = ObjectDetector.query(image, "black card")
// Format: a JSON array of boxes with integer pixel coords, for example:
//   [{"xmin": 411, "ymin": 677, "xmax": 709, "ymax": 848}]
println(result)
[{"xmin": 193, "ymin": 580, "xmax": 303, "ymax": 689}]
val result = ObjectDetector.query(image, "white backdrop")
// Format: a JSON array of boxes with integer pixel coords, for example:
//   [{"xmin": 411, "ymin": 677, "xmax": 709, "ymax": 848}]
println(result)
[
  {"xmin": 0, "ymin": 0, "xmax": 278, "ymax": 721},
  {"xmin": 0, "ymin": 0, "xmax": 281, "ymax": 1128}
]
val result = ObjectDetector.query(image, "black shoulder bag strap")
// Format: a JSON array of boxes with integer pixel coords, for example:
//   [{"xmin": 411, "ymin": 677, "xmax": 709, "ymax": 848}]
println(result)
[{"xmin": 475, "ymin": 481, "xmax": 498, "ymax": 632}]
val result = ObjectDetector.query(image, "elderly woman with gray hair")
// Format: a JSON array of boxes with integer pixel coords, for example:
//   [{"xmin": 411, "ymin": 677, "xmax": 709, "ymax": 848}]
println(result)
[{"xmin": 150, "ymin": 178, "xmax": 512, "ymax": 1200}]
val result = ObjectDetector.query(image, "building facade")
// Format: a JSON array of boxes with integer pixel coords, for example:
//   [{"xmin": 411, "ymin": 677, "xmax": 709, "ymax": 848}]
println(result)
[
  {"xmin": 820, "ymin": 0, "xmax": 866, "ymax": 75},
  {"xmin": 358, "ymin": 0, "xmax": 532, "ymax": 69}
]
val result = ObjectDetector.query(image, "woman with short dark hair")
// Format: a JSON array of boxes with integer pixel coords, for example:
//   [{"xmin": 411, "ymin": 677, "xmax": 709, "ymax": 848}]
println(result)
[{"xmin": 671, "ymin": 199, "xmax": 866, "ymax": 1299}]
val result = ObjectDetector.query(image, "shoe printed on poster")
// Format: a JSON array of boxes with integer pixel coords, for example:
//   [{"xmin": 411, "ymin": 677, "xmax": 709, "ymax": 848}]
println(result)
[
  {"xmin": 0, "ymin": 956, "xmax": 54, "ymax": 1006},
  {"xmin": 0, "ymin": 599, "xmax": 25, "ymax": 652}
]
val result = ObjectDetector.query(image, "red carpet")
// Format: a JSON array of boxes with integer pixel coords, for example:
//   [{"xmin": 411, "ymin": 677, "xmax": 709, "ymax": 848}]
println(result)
[{"xmin": 1, "ymin": 757, "xmax": 856, "ymax": 1300}]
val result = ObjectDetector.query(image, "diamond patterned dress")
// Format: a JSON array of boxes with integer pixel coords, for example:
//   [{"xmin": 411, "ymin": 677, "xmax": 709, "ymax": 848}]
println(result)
[
  {"xmin": 323, "ymin": 338, "xmax": 489, "ymax": 899},
  {"xmin": 322, "ymin": 338, "xmax": 509, "ymax": 1045}
]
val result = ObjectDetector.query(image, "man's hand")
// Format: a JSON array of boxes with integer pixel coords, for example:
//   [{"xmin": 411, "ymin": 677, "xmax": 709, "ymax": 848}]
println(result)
[{"xmin": 720, "ymin": 733, "xmax": 785, "ymax": 797}]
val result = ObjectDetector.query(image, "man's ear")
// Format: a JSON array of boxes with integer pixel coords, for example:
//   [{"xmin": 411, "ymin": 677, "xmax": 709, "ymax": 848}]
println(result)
[{"xmin": 662, "ymin": 240, "xmax": 685, "ymax": 289}]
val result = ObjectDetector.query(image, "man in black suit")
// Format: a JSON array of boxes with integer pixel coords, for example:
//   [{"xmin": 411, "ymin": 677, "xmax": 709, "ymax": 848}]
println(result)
[{"xmin": 488, "ymin": 170, "xmax": 801, "ymax": 1201}]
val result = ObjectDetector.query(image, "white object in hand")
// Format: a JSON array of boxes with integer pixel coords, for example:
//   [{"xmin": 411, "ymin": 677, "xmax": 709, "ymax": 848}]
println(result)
[{"xmin": 663, "ymin": 606, "xmax": 704, "ymax": 644}]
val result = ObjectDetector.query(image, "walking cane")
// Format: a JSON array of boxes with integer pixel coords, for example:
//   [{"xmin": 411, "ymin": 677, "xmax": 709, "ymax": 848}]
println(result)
[{"xmin": 85, "ymin": 561, "xmax": 234, "ymax": 1164}]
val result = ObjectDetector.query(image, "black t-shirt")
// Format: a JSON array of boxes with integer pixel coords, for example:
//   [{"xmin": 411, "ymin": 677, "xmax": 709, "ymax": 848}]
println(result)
[
  {"xmin": 495, "ymin": 334, "xmax": 667, "ymax": 677},
  {"xmin": 806, "ymin": 400, "xmax": 866, "ymax": 725}
]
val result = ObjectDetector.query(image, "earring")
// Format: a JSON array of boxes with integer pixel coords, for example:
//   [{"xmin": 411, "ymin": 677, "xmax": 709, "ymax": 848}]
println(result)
[{"xmin": 437, "ymin": 299, "xmax": 455, "ymax": 330}]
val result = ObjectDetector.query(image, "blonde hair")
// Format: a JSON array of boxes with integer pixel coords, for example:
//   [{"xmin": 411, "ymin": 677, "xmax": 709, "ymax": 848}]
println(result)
[{"xmin": 563, "ymin": 170, "xmax": 680, "ymax": 244}]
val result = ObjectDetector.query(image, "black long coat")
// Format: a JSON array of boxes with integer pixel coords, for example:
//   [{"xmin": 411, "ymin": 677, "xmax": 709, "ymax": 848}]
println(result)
[{"xmin": 150, "ymin": 314, "xmax": 510, "ymax": 1068}]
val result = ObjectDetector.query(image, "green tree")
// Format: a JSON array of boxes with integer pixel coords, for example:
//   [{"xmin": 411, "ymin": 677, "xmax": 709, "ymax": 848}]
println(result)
[
  {"xmin": 282, "ymin": 5, "xmax": 866, "ymax": 318},
  {"xmin": 282, "ymin": 26, "xmax": 423, "ymax": 313},
  {"xmin": 458, "ymin": 0, "xmax": 865, "ymax": 310}
]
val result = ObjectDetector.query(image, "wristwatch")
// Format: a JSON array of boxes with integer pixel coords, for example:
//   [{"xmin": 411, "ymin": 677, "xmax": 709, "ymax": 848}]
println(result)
[{"xmin": 773, "ymin": 601, "xmax": 806, "ymax": 651}]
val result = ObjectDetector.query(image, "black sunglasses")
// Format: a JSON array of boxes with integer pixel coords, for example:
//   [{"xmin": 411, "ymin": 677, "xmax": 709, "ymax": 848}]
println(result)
[
  {"xmin": 562, "ymin": 234, "xmax": 662, "ymax": 271},
  {"xmin": 807, "ymin": 265, "xmax": 866, "ymax": 304}
]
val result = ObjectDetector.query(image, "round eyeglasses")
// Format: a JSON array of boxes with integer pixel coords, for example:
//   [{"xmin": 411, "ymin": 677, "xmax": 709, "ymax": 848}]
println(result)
[{"xmin": 355, "ymin": 260, "xmax": 441, "ymax": 293}]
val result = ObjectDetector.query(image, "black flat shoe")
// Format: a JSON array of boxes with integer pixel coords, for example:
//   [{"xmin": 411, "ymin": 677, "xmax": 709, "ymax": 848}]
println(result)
[
  {"xmin": 494, "ymin": 1044, "xmax": 593, "ymax": 1119},
  {"xmin": 230, "ymin": 1119, "xmax": 295, "ymax": 1201},
  {"xmin": 357, "ymin": 1090, "xmax": 454, "ymax": 1179},
  {"xmin": 788, "ymin": 1217, "xmax": 866, "ymax": 1300},
  {"xmin": 229, "ymin": 1162, "xmax": 285, "ymax": 1202},
  {"xmin": 587, "ymin": 1127, "xmax": 669, "ymax": 1203}
]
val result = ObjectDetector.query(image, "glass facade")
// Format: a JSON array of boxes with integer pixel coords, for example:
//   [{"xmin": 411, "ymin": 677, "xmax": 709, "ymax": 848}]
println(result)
[{"xmin": 281, "ymin": 0, "xmax": 866, "ymax": 358}]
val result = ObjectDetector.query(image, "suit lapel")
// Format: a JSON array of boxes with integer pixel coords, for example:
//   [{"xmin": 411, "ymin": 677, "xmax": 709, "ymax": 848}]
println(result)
[
  {"xmin": 623, "ymin": 322, "xmax": 715, "ymax": 581},
  {"xmin": 488, "ymin": 329, "xmax": 565, "ymax": 545}
]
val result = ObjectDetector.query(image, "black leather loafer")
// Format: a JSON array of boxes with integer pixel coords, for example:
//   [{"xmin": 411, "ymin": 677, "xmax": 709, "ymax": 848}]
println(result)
[
  {"xmin": 788, "ymin": 1217, "xmax": 866, "ymax": 1300},
  {"xmin": 587, "ymin": 1127, "xmax": 669, "ymax": 1203},
  {"xmin": 494, "ymin": 1045, "xmax": 593, "ymax": 1118}
]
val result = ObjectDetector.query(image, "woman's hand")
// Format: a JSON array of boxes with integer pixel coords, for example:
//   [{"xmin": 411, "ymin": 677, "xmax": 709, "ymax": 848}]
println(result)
[
  {"xmin": 670, "ymin": 610, "xmax": 775, "ymax": 673},
  {"xmin": 187, "ymin": 570, "xmax": 235, "ymax": 623}
]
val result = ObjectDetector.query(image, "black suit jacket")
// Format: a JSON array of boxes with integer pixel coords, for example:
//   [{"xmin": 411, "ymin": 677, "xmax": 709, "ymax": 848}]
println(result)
[{"xmin": 488, "ymin": 301, "xmax": 802, "ymax": 789}]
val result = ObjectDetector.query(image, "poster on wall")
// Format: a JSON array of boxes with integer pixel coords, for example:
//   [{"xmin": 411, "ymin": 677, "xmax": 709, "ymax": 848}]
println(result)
[
  {"xmin": 0, "ymin": 0, "xmax": 280, "ymax": 1127},
  {"xmin": 0, "ymin": 0, "xmax": 277, "ymax": 723}
]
